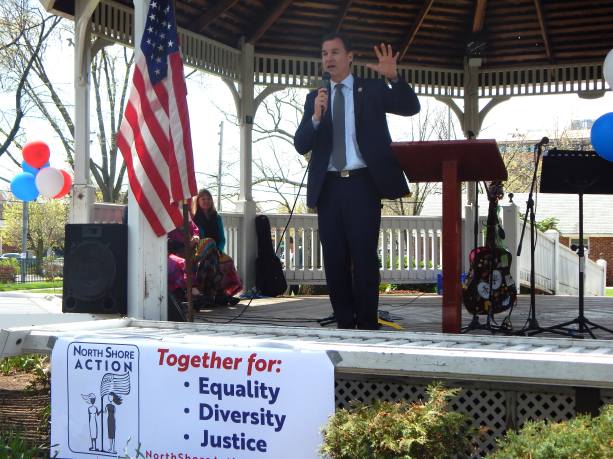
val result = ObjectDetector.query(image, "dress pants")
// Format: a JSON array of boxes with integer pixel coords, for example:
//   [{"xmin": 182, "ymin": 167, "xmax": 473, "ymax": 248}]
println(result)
[{"xmin": 317, "ymin": 170, "xmax": 381, "ymax": 329}]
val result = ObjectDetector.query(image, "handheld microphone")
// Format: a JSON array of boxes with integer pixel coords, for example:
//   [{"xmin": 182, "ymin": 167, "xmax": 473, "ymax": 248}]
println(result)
[
  {"xmin": 320, "ymin": 71, "xmax": 331, "ymax": 88},
  {"xmin": 314, "ymin": 72, "xmax": 331, "ymax": 118}
]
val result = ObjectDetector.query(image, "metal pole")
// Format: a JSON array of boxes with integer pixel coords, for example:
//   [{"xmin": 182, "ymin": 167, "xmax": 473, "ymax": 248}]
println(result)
[
  {"xmin": 21, "ymin": 201, "xmax": 28, "ymax": 283},
  {"xmin": 217, "ymin": 120, "xmax": 224, "ymax": 211}
]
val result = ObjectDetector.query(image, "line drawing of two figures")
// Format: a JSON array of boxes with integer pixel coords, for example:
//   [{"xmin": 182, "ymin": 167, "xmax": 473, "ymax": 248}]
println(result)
[
  {"xmin": 81, "ymin": 372, "xmax": 130, "ymax": 454},
  {"xmin": 81, "ymin": 391, "xmax": 122, "ymax": 453}
]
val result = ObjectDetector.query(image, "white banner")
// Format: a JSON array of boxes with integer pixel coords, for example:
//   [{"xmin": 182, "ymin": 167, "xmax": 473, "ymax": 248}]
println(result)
[{"xmin": 51, "ymin": 337, "xmax": 335, "ymax": 459}]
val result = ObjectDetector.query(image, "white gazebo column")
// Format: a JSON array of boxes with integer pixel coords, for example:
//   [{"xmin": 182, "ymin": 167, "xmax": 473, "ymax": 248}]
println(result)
[
  {"xmin": 463, "ymin": 58, "xmax": 482, "ymax": 206},
  {"xmin": 126, "ymin": 0, "xmax": 167, "ymax": 320},
  {"xmin": 70, "ymin": 0, "xmax": 99, "ymax": 223},
  {"xmin": 435, "ymin": 58, "xmax": 510, "ymax": 206},
  {"xmin": 233, "ymin": 41, "xmax": 257, "ymax": 291}
]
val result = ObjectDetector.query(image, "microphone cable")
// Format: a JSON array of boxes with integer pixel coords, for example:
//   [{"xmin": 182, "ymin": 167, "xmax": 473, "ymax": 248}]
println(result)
[{"xmin": 215, "ymin": 71, "xmax": 330, "ymax": 325}]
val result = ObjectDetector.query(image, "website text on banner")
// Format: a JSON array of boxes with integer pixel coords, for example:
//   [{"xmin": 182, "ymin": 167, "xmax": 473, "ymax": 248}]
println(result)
[{"xmin": 51, "ymin": 338, "xmax": 335, "ymax": 459}]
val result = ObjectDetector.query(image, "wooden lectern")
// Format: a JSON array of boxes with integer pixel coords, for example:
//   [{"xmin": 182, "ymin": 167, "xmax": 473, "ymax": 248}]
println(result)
[{"xmin": 392, "ymin": 140, "xmax": 507, "ymax": 333}]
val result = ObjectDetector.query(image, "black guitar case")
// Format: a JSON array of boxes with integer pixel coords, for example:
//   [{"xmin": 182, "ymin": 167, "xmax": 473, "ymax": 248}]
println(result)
[{"xmin": 255, "ymin": 215, "xmax": 287, "ymax": 296}]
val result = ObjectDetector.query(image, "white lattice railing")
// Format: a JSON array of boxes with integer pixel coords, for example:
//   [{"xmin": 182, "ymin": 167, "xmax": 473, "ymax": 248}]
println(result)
[
  {"xmin": 91, "ymin": 204, "xmax": 606, "ymax": 294},
  {"xmin": 87, "ymin": 1, "xmax": 608, "ymax": 97},
  {"xmin": 90, "ymin": 0, "xmax": 241, "ymax": 80},
  {"xmin": 465, "ymin": 204, "xmax": 606, "ymax": 296},
  {"xmin": 478, "ymin": 63, "xmax": 608, "ymax": 97},
  {"xmin": 221, "ymin": 209, "xmax": 606, "ymax": 294}
]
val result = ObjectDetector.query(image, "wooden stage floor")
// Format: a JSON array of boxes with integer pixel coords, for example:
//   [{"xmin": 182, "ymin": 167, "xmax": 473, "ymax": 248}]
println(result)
[{"xmin": 194, "ymin": 294, "xmax": 613, "ymax": 340}]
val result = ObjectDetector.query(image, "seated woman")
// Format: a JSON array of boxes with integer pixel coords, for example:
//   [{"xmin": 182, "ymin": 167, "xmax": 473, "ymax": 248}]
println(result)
[
  {"xmin": 167, "ymin": 213, "xmax": 238, "ymax": 307},
  {"xmin": 192, "ymin": 188, "xmax": 242, "ymax": 299},
  {"xmin": 167, "ymin": 221, "xmax": 198, "ymax": 303}
]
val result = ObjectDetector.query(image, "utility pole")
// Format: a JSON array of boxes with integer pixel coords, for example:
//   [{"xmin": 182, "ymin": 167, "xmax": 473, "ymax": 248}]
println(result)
[
  {"xmin": 21, "ymin": 201, "xmax": 28, "ymax": 283},
  {"xmin": 217, "ymin": 120, "xmax": 224, "ymax": 211}
]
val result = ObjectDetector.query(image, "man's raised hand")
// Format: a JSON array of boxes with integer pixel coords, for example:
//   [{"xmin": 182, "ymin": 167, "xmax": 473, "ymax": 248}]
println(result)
[{"xmin": 366, "ymin": 43, "xmax": 399, "ymax": 80}]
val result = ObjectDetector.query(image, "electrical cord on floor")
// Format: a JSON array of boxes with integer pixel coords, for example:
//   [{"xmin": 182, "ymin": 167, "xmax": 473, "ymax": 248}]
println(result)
[{"xmin": 215, "ymin": 163, "xmax": 311, "ymax": 325}]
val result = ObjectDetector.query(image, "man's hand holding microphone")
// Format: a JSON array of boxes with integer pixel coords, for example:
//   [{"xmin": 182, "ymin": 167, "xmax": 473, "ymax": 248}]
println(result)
[{"xmin": 313, "ymin": 71, "xmax": 331, "ymax": 122}]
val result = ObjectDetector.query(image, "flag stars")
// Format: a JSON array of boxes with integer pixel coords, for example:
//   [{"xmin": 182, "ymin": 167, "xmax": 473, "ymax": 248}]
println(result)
[
  {"xmin": 151, "ymin": 1, "xmax": 157, "ymax": 8},
  {"xmin": 168, "ymin": 40, "xmax": 174, "ymax": 47}
]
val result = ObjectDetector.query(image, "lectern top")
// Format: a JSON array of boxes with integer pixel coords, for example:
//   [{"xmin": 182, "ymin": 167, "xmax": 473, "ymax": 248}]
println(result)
[{"xmin": 392, "ymin": 139, "xmax": 507, "ymax": 183}]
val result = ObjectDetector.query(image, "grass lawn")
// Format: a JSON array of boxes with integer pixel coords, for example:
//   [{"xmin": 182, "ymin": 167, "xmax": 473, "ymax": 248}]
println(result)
[
  {"xmin": 607, "ymin": 287, "xmax": 613, "ymax": 297},
  {"xmin": 0, "ymin": 280, "xmax": 62, "ymax": 292}
]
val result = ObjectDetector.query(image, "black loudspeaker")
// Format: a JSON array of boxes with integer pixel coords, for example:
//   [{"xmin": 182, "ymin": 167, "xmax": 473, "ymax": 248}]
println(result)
[{"xmin": 63, "ymin": 224, "xmax": 127, "ymax": 314}]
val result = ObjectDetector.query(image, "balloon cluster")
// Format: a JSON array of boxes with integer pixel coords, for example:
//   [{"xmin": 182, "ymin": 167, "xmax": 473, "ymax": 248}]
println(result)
[
  {"xmin": 9, "ymin": 141, "xmax": 72, "ymax": 202},
  {"xmin": 591, "ymin": 50, "xmax": 613, "ymax": 162}
]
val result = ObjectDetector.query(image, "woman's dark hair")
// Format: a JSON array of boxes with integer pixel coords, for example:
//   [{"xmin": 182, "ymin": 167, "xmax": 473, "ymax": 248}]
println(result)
[
  {"xmin": 193, "ymin": 188, "xmax": 217, "ymax": 219},
  {"xmin": 109, "ymin": 392, "xmax": 123, "ymax": 405},
  {"xmin": 320, "ymin": 32, "xmax": 353, "ymax": 52}
]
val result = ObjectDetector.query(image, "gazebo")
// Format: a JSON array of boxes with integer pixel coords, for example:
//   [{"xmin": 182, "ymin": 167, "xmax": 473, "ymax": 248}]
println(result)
[{"xmin": 39, "ymin": 0, "xmax": 612, "ymax": 320}]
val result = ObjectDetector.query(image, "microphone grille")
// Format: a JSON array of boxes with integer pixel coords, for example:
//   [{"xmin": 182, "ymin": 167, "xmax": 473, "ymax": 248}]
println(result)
[{"xmin": 322, "ymin": 71, "xmax": 331, "ymax": 82}]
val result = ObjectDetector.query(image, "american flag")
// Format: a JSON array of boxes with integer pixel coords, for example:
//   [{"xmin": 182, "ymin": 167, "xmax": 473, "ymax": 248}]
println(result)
[
  {"xmin": 100, "ymin": 372, "xmax": 131, "ymax": 397},
  {"xmin": 117, "ymin": 0, "xmax": 197, "ymax": 236}
]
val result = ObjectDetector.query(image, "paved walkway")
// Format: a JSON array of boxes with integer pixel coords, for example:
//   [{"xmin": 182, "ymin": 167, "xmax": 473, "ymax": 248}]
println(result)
[{"xmin": 0, "ymin": 292, "xmax": 102, "ymax": 329}]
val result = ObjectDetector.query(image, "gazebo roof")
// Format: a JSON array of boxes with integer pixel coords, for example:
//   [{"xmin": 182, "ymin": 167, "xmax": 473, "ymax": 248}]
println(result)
[{"xmin": 46, "ymin": 0, "xmax": 613, "ymax": 70}]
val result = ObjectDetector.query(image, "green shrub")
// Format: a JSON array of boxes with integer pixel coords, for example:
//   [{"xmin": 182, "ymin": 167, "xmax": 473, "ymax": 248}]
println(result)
[
  {"xmin": 492, "ymin": 404, "xmax": 613, "ymax": 458},
  {"xmin": 0, "ymin": 259, "xmax": 17, "ymax": 283},
  {"xmin": 0, "ymin": 431, "xmax": 52, "ymax": 459},
  {"xmin": 0, "ymin": 354, "xmax": 50, "ymax": 388},
  {"xmin": 320, "ymin": 384, "xmax": 473, "ymax": 459}
]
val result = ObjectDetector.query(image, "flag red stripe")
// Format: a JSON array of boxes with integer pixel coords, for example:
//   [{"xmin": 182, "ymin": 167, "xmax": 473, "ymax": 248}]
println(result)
[
  {"xmin": 122, "ymin": 96, "xmax": 173, "ymax": 214},
  {"xmin": 116, "ymin": 130, "xmax": 167, "ymax": 236},
  {"xmin": 122, "ymin": 100, "xmax": 183, "ymax": 229}
]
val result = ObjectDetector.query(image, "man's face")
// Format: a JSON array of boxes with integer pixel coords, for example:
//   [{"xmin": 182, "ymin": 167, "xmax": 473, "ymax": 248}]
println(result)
[{"xmin": 322, "ymin": 38, "xmax": 353, "ymax": 82}]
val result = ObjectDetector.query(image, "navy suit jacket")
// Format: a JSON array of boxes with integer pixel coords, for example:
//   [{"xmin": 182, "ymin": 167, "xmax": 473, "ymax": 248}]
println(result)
[{"xmin": 294, "ymin": 77, "xmax": 420, "ymax": 208}]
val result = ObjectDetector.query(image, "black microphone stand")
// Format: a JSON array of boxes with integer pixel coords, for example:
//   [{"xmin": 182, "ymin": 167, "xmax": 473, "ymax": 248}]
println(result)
[{"xmin": 517, "ymin": 140, "xmax": 567, "ymax": 336}]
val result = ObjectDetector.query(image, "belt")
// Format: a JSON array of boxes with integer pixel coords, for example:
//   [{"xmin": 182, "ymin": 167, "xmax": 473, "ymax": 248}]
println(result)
[{"xmin": 326, "ymin": 168, "xmax": 368, "ymax": 178}]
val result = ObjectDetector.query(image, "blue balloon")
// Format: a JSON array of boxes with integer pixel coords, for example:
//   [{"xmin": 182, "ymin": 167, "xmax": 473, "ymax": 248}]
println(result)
[
  {"xmin": 21, "ymin": 161, "xmax": 39, "ymax": 175},
  {"xmin": 591, "ymin": 112, "xmax": 613, "ymax": 161},
  {"xmin": 10, "ymin": 172, "xmax": 39, "ymax": 201},
  {"xmin": 21, "ymin": 161, "xmax": 50, "ymax": 176}
]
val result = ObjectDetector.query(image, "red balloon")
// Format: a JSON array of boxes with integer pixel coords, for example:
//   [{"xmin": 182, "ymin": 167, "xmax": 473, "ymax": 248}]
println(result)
[
  {"xmin": 22, "ymin": 140, "xmax": 50, "ymax": 168},
  {"xmin": 53, "ymin": 169, "xmax": 72, "ymax": 199}
]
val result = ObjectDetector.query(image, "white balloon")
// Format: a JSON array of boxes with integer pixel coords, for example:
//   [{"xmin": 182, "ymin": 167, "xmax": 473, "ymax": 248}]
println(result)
[
  {"xmin": 35, "ymin": 167, "xmax": 64, "ymax": 198},
  {"xmin": 604, "ymin": 49, "xmax": 613, "ymax": 89}
]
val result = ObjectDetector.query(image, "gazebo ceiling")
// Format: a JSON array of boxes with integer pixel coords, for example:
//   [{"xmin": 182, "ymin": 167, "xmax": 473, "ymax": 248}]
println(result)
[{"xmin": 50, "ymin": 0, "xmax": 613, "ymax": 70}]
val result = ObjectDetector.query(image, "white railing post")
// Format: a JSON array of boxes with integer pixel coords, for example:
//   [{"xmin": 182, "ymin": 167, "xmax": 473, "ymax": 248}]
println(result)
[
  {"xmin": 463, "ymin": 205, "xmax": 474, "ymax": 274},
  {"xmin": 545, "ymin": 229, "xmax": 560, "ymax": 294},
  {"xmin": 502, "ymin": 203, "xmax": 521, "ymax": 289},
  {"xmin": 596, "ymin": 257, "xmax": 607, "ymax": 296}
]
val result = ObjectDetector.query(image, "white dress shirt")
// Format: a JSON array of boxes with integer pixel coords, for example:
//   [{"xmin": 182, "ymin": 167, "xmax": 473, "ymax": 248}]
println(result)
[{"xmin": 312, "ymin": 74, "xmax": 367, "ymax": 171}]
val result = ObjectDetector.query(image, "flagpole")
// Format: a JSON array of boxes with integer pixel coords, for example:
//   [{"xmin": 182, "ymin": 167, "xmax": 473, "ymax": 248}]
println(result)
[
  {"xmin": 100, "ymin": 394, "xmax": 105, "ymax": 452},
  {"xmin": 182, "ymin": 202, "xmax": 194, "ymax": 322}
]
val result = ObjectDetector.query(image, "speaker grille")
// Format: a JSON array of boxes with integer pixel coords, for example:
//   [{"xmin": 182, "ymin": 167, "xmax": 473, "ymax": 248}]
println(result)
[
  {"xmin": 64, "ymin": 241, "xmax": 116, "ymax": 301},
  {"xmin": 63, "ymin": 224, "xmax": 127, "ymax": 314}
]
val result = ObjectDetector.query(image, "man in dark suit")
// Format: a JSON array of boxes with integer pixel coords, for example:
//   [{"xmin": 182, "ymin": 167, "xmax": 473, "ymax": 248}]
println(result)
[{"xmin": 294, "ymin": 33, "xmax": 420, "ymax": 330}]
